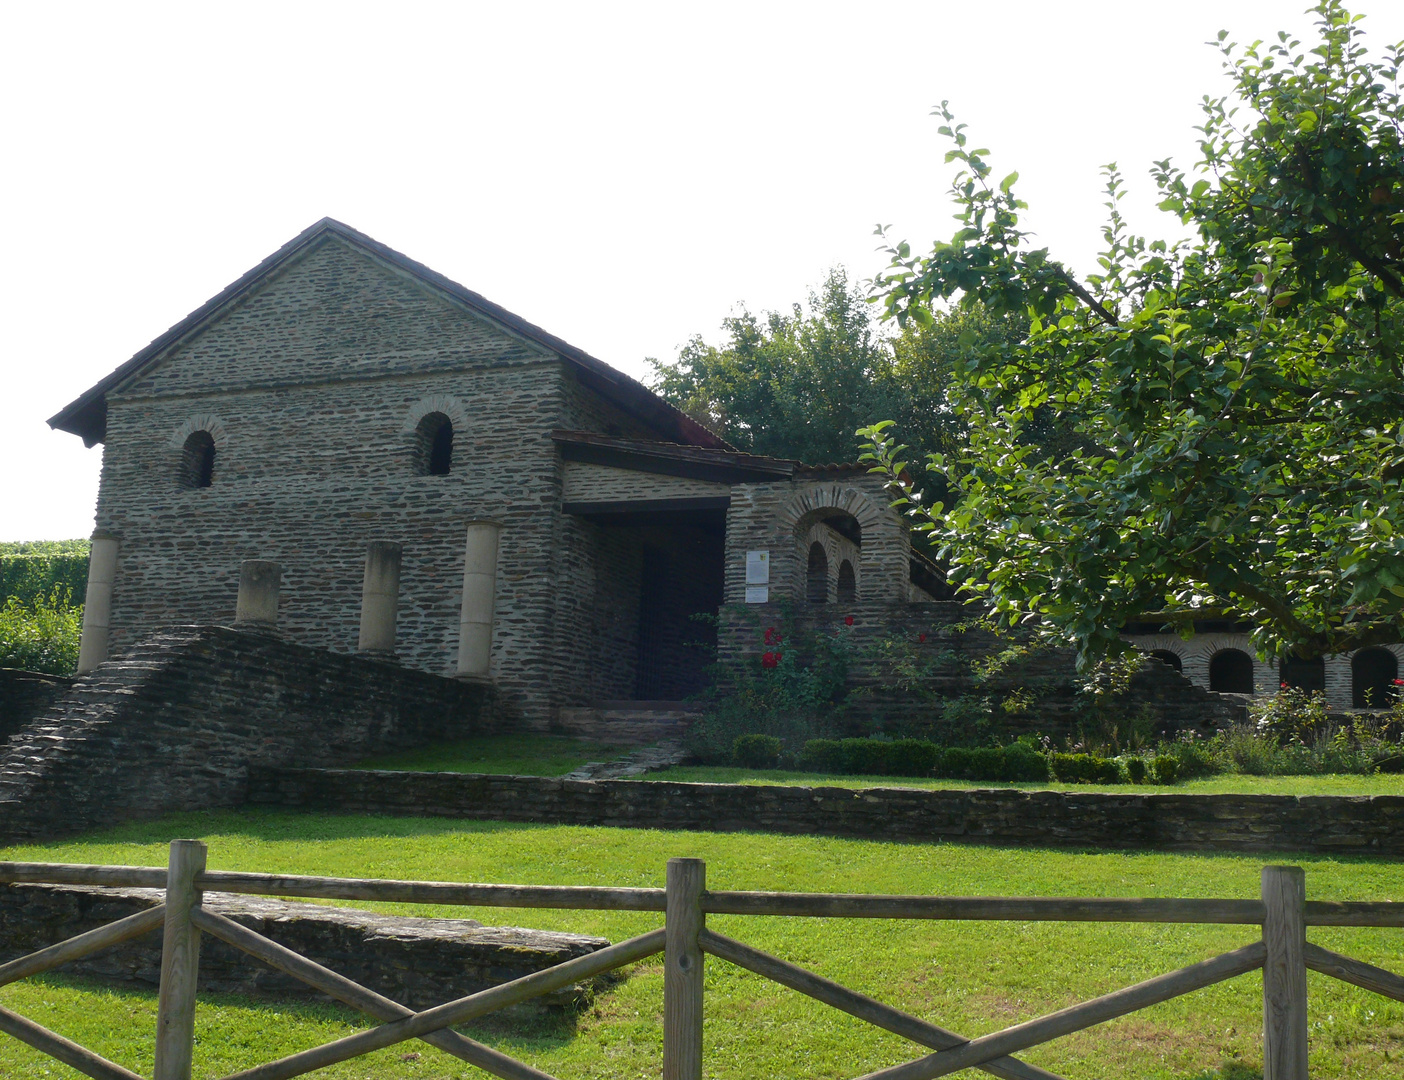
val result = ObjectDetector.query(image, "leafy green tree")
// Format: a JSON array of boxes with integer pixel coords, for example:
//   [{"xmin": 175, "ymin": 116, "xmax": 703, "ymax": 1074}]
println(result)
[
  {"xmin": 0, "ymin": 588, "xmax": 82, "ymax": 675},
  {"xmin": 861, "ymin": 1, "xmax": 1404, "ymax": 667}
]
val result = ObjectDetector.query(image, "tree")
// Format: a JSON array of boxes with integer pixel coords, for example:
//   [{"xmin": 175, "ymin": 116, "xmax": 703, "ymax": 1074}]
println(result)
[
  {"xmin": 860, "ymin": 1, "xmax": 1404, "ymax": 668},
  {"xmin": 649, "ymin": 267, "xmax": 985, "ymax": 472}
]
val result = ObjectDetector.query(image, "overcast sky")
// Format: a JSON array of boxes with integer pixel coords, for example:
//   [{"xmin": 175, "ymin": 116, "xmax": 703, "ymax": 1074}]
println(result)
[{"xmin": 3, "ymin": 1, "xmax": 1402, "ymax": 541}]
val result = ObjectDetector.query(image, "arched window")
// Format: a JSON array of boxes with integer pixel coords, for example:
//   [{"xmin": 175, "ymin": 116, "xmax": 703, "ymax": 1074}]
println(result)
[
  {"xmin": 806, "ymin": 542, "xmax": 829, "ymax": 603},
  {"xmin": 1352, "ymin": 648, "xmax": 1399, "ymax": 708},
  {"xmin": 179, "ymin": 430, "xmax": 215, "ymax": 489},
  {"xmin": 416, "ymin": 412, "xmax": 454, "ymax": 475},
  {"xmin": 1150, "ymin": 649, "xmax": 1182, "ymax": 673},
  {"xmin": 836, "ymin": 560, "xmax": 856, "ymax": 602},
  {"xmin": 1280, "ymin": 654, "xmax": 1325, "ymax": 693},
  {"xmin": 1209, "ymin": 649, "xmax": 1255, "ymax": 694}
]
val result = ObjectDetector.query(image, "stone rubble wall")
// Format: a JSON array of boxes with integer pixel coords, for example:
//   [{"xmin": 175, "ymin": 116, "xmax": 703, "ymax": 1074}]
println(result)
[
  {"xmin": 0, "ymin": 883, "xmax": 610, "ymax": 1012},
  {"xmin": 0, "ymin": 625, "xmax": 494, "ymax": 844},
  {"xmin": 249, "ymin": 767, "xmax": 1404, "ymax": 857},
  {"xmin": 0, "ymin": 669, "xmax": 70, "ymax": 744},
  {"xmin": 717, "ymin": 600, "xmax": 1245, "ymax": 741}
]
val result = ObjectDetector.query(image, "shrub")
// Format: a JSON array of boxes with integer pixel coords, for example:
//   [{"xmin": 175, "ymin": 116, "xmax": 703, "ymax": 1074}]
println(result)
[
  {"xmin": 0, "ymin": 588, "xmax": 82, "ymax": 675},
  {"xmin": 733, "ymin": 734, "xmax": 782, "ymax": 769},
  {"xmin": 934, "ymin": 743, "xmax": 1050, "ymax": 783},
  {"xmin": 1151, "ymin": 755, "xmax": 1180, "ymax": 784},
  {"xmin": 1050, "ymin": 753, "xmax": 1121, "ymax": 784},
  {"xmin": 1125, "ymin": 757, "xmax": 1147, "ymax": 784},
  {"xmin": 1166, "ymin": 733, "xmax": 1218, "ymax": 778},
  {"xmin": 0, "ymin": 544, "xmax": 90, "ymax": 606},
  {"xmin": 798, "ymin": 738, "xmax": 940, "ymax": 777}
]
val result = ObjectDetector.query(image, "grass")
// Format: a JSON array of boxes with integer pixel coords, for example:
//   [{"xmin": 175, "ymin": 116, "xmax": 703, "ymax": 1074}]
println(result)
[
  {"xmin": 350, "ymin": 734, "xmax": 632, "ymax": 776},
  {"xmin": 3, "ymin": 810, "xmax": 1404, "ymax": 1078},
  {"xmin": 646, "ymin": 764, "xmax": 1404, "ymax": 796}
]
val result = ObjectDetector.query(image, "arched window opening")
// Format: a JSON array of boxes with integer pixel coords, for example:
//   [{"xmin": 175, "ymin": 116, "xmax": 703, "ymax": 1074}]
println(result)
[
  {"xmin": 416, "ymin": 412, "xmax": 454, "ymax": 476},
  {"xmin": 179, "ymin": 430, "xmax": 215, "ymax": 489},
  {"xmin": 1209, "ymin": 649, "xmax": 1255, "ymax": 694},
  {"xmin": 1149, "ymin": 649, "xmax": 1182, "ymax": 673},
  {"xmin": 806, "ymin": 543, "xmax": 829, "ymax": 604},
  {"xmin": 836, "ymin": 560, "xmax": 856, "ymax": 603},
  {"xmin": 1280, "ymin": 654, "xmax": 1325, "ymax": 694},
  {"xmin": 1352, "ymin": 648, "xmax": 1399, "ymax": 708}
]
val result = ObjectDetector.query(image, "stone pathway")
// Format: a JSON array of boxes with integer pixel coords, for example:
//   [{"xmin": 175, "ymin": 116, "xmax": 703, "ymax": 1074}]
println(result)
[{"xmin": 561, "ymin": 741, "xmax": 689, "ymax": 781}]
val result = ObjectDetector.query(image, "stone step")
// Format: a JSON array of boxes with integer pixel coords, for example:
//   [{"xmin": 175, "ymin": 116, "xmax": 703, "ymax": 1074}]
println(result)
[{"xmin": 555, "ymin": 703, "xmax": 699, "ymax": 744}]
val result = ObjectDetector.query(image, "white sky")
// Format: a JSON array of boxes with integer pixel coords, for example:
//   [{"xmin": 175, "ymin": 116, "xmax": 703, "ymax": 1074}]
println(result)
[{"xmin": 3, "ymin": 1, "xmax": 1402, "ymax": 541}]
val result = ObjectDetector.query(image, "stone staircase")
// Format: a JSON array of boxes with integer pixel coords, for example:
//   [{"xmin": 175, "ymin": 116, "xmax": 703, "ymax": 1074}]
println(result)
[{"xmin": 553, "ymin": 700, "xmax": 702, "ymax": 745}]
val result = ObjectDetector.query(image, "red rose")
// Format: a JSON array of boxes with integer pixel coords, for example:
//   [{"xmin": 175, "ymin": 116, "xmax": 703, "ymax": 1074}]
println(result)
[
  {"xmin": 1280, "ymin": 682, "xmax": 1289, "ymax": 689},
  {"xmin": 918, "ymin": 633, "xmax": 927, "ymax": 643},
  {"xmin": 844, "ymin": 615, "xmax": 855, "ymax": 626},
  {"xmin": 761, "ymin": 651, "xmax": 780, "ymax": 669},
  {"xmin": 1394, "ymin": 679, "xmax": 1404, "ymax": 686},
  {"xmin": 764, "ymin": 626, "xmax": 778, "ymax": 645}
]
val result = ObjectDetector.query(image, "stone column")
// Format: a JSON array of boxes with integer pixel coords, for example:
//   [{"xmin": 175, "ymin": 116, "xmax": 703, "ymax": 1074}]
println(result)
[
  {"xmin": 234, "ymin": 560, "xmax": 281, "ymax": 629},
  {"xmin": 76, "ymin": 534, "xmax": 119, "ymax": 674},
  {"xmin": 456, "ymin": 520, "xmax": 502, "ymax": 680},
  {"xmin": 357, "ymin": 541, "xmax": 402, "ymax": 655}
]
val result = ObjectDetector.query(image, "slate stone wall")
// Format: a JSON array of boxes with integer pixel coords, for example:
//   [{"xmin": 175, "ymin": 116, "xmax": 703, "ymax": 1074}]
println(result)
[
  {"xmin": 0, "ymin": 883, "xmax": 609, "ymax": 1011},
  {"xmin": 91, "ymin": 234, "xmax": 673, "ymax": 726},
  {"xmin": 0, "ymin": 625, "xmax": 493, "ymax": 843},
  {"xmin": 249, "ymin": 767, "xmax": 1404, "ymax": 857},
  {"xmin": 0, "ymin": 669, "xmax": 70, "ymax": 744}
]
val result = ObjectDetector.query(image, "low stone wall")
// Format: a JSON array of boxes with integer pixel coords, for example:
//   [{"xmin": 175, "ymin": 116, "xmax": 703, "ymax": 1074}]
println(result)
[
  {"xmin": 0, "ymin": 669, "xmax": 71, "ymax": 744},
  {"xmin": 250, "ymin": 767, "xmax": 1404, "ymax": 857},
  {"xmin": 0, "ymin": 882, "xmax": 609, "ymax": 1011},
  {"xmin": 0, "ymin": 625, "xmax": 496, "ymax": 843}
]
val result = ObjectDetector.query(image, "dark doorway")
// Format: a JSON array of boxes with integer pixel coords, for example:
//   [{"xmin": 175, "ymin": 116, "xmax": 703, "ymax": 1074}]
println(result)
[
  {"xmin": 633, "ymin": 529, "xmax": 725, "ymax": 699},
  {"xmin": 1280, "ymin": 654, "xmax": 1325, "ymax": 694},
  {"xmin": 1150, "ymin": 649, "xmax": 1182, "ymax": 673},
  {"xmin": 1352, "ymin": 648, "xmax": 1399, "ymax": 708},
  {"xmin": 1209, "ymin": 649, "xmax": 1255, "ymax": 694}
]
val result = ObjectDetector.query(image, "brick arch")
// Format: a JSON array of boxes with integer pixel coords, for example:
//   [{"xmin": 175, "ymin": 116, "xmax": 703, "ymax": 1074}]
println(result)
[
  {"xmin": 168, "ymin": 413, "xmax": 229, "ymax": 450},
  {"xmin": 778, "ymin": 485, "xmax": 885, "ymax": 538},
  {"xmin": 402, "ymin": 394, "xmax": 469, "ymax": 435}
]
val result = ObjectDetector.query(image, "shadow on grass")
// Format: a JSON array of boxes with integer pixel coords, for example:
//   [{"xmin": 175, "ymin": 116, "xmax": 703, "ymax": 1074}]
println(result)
[
  {"xmin": 1180, "ymin": 1064, "xmax": 1260, "ymax": 1080},
  {"xmin": 24, "ymin": 968, "xmax": 594, "ymax": 1052}
]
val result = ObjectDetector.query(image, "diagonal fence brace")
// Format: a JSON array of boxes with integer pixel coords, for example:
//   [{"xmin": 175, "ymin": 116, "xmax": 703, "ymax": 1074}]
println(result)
[
  {"xmin": 699, "ymin": 929, "xmax": 1065, "ymax": 1080},
  {"xmin": 1304, "ymin": 942, "xmax": 1404, "ymax": 1003},
  {"xmin": 190, "ymin": 907, "xmax": 558, "ymax": 1080},
  {"xmin": 216, "ymin": 926, "xmax": 667, "ymax": 1080},
  {"xmin": 852, "ymin": 940, "xmax": 1267, "ymax": 1080},
  {"xmin": 0, "ymin": 906, "xmax": 166, "ymax": 988},
  {"xmin": 0, "ymin": 1002, "xmax": 145, "ymax": 1080}
]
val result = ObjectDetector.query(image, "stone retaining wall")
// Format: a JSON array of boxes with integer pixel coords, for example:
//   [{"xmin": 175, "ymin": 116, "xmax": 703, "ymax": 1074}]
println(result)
[
  {"xmin": 0, "ymin": 625, "xmax": 494, "ymax": 843},
  {"xmin": 0, "ymin": 669, "xmax": 70, "ymax": 744},
  {"xmin": 249, "ymin": 767, "xmax": 1404, "ymax": 857},
  {"xmin": 0, "ymin": 882, "xmax": 609, "ymax": 1011}
]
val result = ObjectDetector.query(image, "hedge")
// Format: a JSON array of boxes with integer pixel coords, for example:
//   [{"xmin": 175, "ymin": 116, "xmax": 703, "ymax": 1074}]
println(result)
[{"xmin": 0, "ymin": 546, "xmax": 89, "ymax": 606}]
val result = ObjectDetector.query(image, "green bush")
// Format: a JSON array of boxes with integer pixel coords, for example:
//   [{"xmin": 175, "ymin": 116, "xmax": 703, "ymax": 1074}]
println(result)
[
  {"xmin": 0, "ymin": 544, "xmax": 89, "ymax": 607},
  {"xmin": 1050, "ymin": 752, "xmax": 1121, "ymax": 784},
  {"xmin": 0, "ymin": 588, "xmax": 82, "ymax": 675},
  {"xmin": 1125, "ymin": 756, "xmax": 1148, "ymax": 783},
  {"xmin": 933, "ymin": 743, "xmax": 1050, "ymax": 783},
  {"xmin": 797, "ymin": 738, "xmax": 940, "ymax": 777},
  {"xmin": 733, "ymin": 734, "xmax": 782, "ymax": 769},
  {"xmin": 1151, "ymin": 755, "xmax": 1180, "ymax": 784}
]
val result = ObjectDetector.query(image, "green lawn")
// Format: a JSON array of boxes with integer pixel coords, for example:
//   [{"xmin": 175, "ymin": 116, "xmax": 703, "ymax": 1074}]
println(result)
[
  {"xmin": 3, "ymin": 811, "xmax": 1404, "ymax": 1078},
  {"xmin": 350, "ymin": 734, "xmax": 632, "ymax": 776},
  {"xmin": 647, "ymin": 764, "xmax": 1404, "ymax": 797}
]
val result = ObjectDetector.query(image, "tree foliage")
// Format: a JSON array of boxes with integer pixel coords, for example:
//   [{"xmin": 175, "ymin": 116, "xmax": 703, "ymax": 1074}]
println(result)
[
  {"xmin": 861, "ymin": 1, "xmax": 1404, "ymax": 667},
  {"xmin": 648, "ymin": 268, "xmax": 981, "ymax": 470}
]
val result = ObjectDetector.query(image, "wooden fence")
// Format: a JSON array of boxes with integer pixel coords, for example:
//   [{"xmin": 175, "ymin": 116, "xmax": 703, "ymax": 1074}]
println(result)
[{"xmin": 3, "ymin": 843, "xmax": 1404, "ymax": 1080}]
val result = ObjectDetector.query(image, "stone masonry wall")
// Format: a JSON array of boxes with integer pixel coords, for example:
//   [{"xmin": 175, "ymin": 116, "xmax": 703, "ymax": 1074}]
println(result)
[
  {"xmin": 718, "ymin": 600, "xmax": 1244, "ymax": 742},
  {"xmin": 91, "ymin": 234, "xmax": 680, "ymax": 727},
  {"xmin": 0, "ymin": 883, "xmax": 609, "ymax": 1012},
  {"xmin": 0, "ymin": 625, "xmax": 493, "ymax": 843},
  {"xmin": 250, "ymin": 767, "xmax": 1404, "ymax": 857},
  {"xmin": 0, "ymin": 669, "xmax": 70, "ymax": 743}
]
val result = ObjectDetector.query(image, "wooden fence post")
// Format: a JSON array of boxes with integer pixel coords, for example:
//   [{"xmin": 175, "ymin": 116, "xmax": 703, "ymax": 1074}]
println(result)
[
  {"xmin": 154, "ymin": 839, "xmax": 207, "ymax": 1080},
  {"xmin": 1262, "ymin": 865, "xmax": 1308, "ymax": 1080},
  {"xmin": 664, "ymin": 857, "xmax": 705, "ymax": 1080}
]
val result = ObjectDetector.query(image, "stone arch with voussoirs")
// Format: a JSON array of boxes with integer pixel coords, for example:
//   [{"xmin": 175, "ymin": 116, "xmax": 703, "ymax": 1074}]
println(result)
[{"xmin": 775, "ymin": 484, "xmax": 907, "ymax": 603}]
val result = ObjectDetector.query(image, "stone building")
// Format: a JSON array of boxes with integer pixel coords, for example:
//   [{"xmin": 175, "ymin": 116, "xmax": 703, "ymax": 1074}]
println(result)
[{"xmin": 50, "ymin": 219, "xmax": 943, "ymax": 729}]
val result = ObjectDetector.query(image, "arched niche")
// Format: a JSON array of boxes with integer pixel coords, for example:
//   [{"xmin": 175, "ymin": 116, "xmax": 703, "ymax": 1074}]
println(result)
[
  {"xmin": 1209, "ymin": 649, "xmax": 1255, "ymax": 694},
  {"xmin": 1352, "ymin": 648, "xmax": 1399, "ymax": 708}
]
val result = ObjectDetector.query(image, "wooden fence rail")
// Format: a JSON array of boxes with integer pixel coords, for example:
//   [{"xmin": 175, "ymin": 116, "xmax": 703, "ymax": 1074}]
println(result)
[{"xmin": 3, "ymin": 845, "xmax": 1404, "ymax": 1080}]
